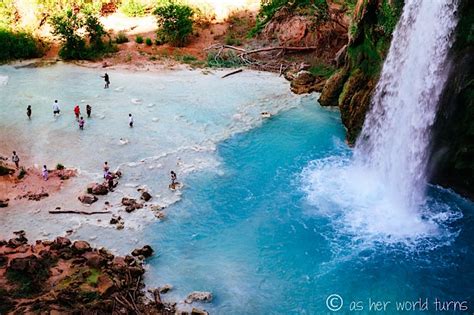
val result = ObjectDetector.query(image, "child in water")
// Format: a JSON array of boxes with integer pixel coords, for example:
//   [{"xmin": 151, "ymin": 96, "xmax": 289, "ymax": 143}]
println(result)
[{"xmin": 78, "ymin": 117, "xmax": 85, "ymax": 130}]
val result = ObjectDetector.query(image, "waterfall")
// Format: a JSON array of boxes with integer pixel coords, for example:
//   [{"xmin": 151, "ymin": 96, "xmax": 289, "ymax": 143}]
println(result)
[{"xmin": 354, "ymin": 0, "xmax": 459, "ymax": 209}]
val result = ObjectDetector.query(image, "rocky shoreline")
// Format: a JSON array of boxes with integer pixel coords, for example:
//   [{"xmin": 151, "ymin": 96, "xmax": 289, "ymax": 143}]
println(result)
[{"xmin": 0, "ymin": 231, "xmax": 209, "ymax": 314}]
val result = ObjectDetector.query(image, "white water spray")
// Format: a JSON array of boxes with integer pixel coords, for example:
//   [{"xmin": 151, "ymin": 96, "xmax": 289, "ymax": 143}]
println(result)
[
  {"xmin": 303, "ymin": 0, "xmax": 461, "ymax": 242},
  {"xmin": 355, "ymin": 0, "xmax": 459, "ymax": 209}
]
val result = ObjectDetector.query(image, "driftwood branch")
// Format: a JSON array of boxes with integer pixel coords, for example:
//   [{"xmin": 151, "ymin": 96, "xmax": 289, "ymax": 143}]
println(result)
[
  {"xmin": 221, "ymin": 68, "xmax": 243, "ymax": 78},
  {"xmin": 49, "ymin": 210, "xmax": 111, "ymax": 215}
]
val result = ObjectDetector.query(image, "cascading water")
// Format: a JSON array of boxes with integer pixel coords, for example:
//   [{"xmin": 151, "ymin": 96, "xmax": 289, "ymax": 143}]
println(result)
[
  {"xmin": 302, "ymin": 0, "xmax": 461, "ymax": 243},
  {"xmin": 355, "ymin": 0, "xmax": 459, "ymax": 209}
]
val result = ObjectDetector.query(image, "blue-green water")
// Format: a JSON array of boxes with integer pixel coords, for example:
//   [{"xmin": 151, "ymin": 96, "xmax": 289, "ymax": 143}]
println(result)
[{"xmin": 143, "ymin": 104, "xmax": 474, "ymax": 314}]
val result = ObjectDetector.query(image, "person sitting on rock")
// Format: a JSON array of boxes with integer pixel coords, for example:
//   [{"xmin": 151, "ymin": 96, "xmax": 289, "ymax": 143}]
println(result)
[{"xmin": 105, "ymin": 171, "xmax": 114, "ymax": 191}]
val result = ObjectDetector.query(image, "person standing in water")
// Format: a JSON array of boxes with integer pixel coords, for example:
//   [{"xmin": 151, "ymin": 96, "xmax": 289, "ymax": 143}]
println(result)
[
  {"xmin": 11, "ymin": 151, "xmax": 20, "ymax": 169},
  {"xmin": 103, "ymin": 161, "xmax": 110, "ymax": 178},
  {"xmin": 128, "ymin": 113, "xmax": 134, "ymax": 128},
  {"xmin": 101, "ymin": 73, "xmax": 110, "ymax": 89},
  {"xmin": 42, "ymin": 165, "xmax": 48, "ymax": 181},
  {"xmin": 86, "ymin": 104, "xmax": 92, "ymax": 118},
  {"xmin": 53, "ymin": 100, "xmax": 60, "ymax": 116},
  {"xmin": 78, "ymin": 116, "xmax": 85, "ymax": 130},
  {"xmin": 74, "ymin": 105, "xmax": 81, "ymax": 120},
  {"xmin": 26, "ymin": 105, "xmax": 31, "ymax": 119}
]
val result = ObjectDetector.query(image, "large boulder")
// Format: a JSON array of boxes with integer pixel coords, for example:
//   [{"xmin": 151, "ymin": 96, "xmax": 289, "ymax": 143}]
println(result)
[
  {"xmin": 51, "ymin": 236, "xmax": 71, "ymax": 250},
  {"xmin": 88, "ymin": 183, "xmax": 109, "ymax": 195},
  {"xmin": 83, "ymin": 251, "xmax": 107, "ymax": 268},
  {"xmin": 185, "ymin": 291, "xmax": 213, "ymax": 304},
  {"xmin": 72, "ymin": 240, "xmax": 91, "ymax": 254}
]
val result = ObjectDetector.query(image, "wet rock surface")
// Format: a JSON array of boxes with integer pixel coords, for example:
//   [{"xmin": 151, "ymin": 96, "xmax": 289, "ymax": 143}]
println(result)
[{"xmin": 0, "ymin": 232, "xmax": 175, "ymax": 314}]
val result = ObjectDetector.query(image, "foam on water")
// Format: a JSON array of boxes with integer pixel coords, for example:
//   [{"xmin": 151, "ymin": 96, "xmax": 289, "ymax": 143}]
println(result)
[{"xmin": 302, "ymin": 0, "xmax": 460, "ymax": 246}]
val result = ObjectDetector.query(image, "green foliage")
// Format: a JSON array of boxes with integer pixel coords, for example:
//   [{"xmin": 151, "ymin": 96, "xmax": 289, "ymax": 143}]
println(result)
[
  {"xmin": 115, "ymin": 31, "xmax": 129, "ymax": 43},
  {"xmin": 224, "ymin": 34, "xmax": 242, "ymax": 46},
  {"xmin": 309, "ymin": 63, "xmax": 336, "ymax": 79},
  {"xmin": 135, "ymin": 35, "xmax": 144, "ymax": 43},
  {"xmin": 56, "ymin": 163, "xmax": 65, "ymax": 170},
  {"xmin": 454, "ymin": 0, "xmax": 474, "ymax": 50},
  {"xmin": 0, "ymin": 29, "xmax": 43, "ymax": 63},
  {"xmin": 50, "ymin": 10, "xmax": 115, "ymax": 60},
  {"xmin": 120, "ymin": 0, "xmax": 147, "ymax": 17},
  {"xmin": 249, "ymin": 0, "xmax": 327, "ymax": 37},
  {"xmin": 376, "ymin": 0, "xmax": 403, "ymax": 35},
  {"xmin": 206, "ymin": 51, "xmax": 242, "ymax": 68},
  {"xmin": 145, "ymin": 37, "xmax": 153, "ymax": 45},
  {"xmin": 154, "ymin": 2, "xmax": 194, "ymax": 47},
  {"xmin": 347, "ymin": 30, "xmax": 382, "ymax": 76},
  {"xmin": 85, "ymin": 268, "xmax": 101, "ymax": 286},
  {"xmin": 0, "ymin": 0, "xmax": 16, "ymax": 30}
]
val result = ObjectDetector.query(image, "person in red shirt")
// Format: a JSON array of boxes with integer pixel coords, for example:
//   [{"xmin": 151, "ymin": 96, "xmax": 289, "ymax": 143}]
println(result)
[{"xmin": 74, "ymin": 105, "xmax": 80, "ymax": 120}]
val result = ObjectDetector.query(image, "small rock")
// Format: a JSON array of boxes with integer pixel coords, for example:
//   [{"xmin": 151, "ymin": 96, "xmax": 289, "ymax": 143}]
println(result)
[
  {"xmin": 159, "ymin": 284, "xmax": 173, "ymax": 294},
  {"xmin": 131, "ymin": 245, "xmax": 153, "ymax": 258},
  {"xmin": 141, "ymin": 191, "xmax": 152, "ymax": 202},
  {"xmin": 78, "ymin": 194, "xmax": 98, "ymax": 204},
  {"xmin": 185, "ymin": 291, "xmax": 213, "ymax": 304},
  {"xmin": 0, "ymin": 198, "xmax": 9, "ymax": 207},
  {"xmin": 191, "ymin": 308, "xmax": 209, "ymax": 315},
  {"xmin": 54, "ymin": 236, "xmax": 71, "ymax": 249}
]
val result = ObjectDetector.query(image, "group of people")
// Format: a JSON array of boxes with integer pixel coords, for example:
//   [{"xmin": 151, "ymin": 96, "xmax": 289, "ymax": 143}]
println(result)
[
  {"xmin": 25, "ymin": 73, "xmax": 135, "ymax": 130},
  {"xmin": 11, "ymin": 151, "xmax": 48, "ymax": 181},
  {"xmin": 12, "ymin": 72, "xmax": 179, "ymax": 194}
]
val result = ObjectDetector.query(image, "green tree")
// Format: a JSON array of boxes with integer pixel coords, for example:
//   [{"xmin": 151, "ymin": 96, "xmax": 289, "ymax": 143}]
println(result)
[
  {"xmin": 50, "ymin": 10, "xmax": 86, "ymax": 59},
  {"xmin": 154, "ymin": 2, "xmax": 194, "ymax": 47}
]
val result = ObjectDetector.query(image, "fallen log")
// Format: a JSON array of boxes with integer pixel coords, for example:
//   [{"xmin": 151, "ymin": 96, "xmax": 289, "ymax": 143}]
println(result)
[
  {"xmin": 49, "ymin": 210, "xmax": 111, "ymax": 215},
  {"xmin": 221, "ymin": 68, "xmax": 243, "ymax": 78}
]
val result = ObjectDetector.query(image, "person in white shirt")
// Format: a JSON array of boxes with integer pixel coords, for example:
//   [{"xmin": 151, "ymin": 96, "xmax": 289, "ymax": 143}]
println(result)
[
  {"xmin": 53, "ymin": 100, "xmax": 60, "ymax": 116},
  {"xmin": 129, "ymin": 113, "xmax": 134, "ymax": 128}
]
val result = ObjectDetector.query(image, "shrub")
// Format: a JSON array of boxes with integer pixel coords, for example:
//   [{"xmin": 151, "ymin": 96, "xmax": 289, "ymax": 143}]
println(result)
[
  {"xmin": 249, "ymin": 0, "xmax": 327, "ymax": 36},
  {"xmin": 120, "ymin": 0, "xmax": 147, "ymax": 17},
  {"xmin": 115, "ymin": 31, "xmax": 129, "ymax": 43},
  {"xmin": 145, "ymin": 37, "xmax": 153, "ymax": 46},
  {"xmin": 50, "ymin": 10, "xmax": 115, "ymax": 60},
  {"xmin": 56, "ymin": 163, "xmax": 65, "ymax": 170},
  {"xmin": 0, "ymin": 29, "xmax": 43, "ymax": 62},
  {"xmin": 206, "ymin": 51, "xmax": 242, "ymax": 68},
  {"xmin": 309, "ymin": 63, "xmax": 336, "ymax": 78},
  {"xmin": 17, "ymin": 167, "xmax": 26, "ymax": 180},
  {"xmin": 135, "ymin": 35, "xmax": 144, "ymax": 43},
  {"xmin": 154, "ymin": 3, "xmax": 194, "ymax": 47}
]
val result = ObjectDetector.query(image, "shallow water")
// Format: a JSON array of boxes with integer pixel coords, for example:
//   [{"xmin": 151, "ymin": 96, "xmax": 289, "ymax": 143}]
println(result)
[{"xmin": 1, "ymin": 64, "xmax": 473, "ymax": 314}]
